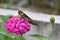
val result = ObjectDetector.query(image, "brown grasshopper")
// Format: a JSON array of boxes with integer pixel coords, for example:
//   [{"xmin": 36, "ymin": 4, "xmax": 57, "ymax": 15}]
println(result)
[{"xmin": 18, "ymin": 10, "xmax": 38, "ymax": 26}]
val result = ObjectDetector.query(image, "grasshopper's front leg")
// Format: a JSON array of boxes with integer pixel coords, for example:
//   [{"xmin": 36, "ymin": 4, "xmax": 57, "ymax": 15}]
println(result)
[{"xmin": 18, "ymin": 10, "xmax": 38, "ymax": 26}]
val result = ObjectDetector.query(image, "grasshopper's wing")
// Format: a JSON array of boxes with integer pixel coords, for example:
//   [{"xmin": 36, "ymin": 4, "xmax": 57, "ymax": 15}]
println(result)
[
  {"xmin": 23, "ymin": 13, "xmax": 38, "ymax": 26},
  {"xmin": 18, "ymin": 10, "xmax": 38, "ymax": 26}
]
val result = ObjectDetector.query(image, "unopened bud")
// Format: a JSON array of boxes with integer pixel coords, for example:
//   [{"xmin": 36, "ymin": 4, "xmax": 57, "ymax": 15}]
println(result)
[{"xmin": 50, "ymin": 16, "xmax": 55, "ymax": 23}]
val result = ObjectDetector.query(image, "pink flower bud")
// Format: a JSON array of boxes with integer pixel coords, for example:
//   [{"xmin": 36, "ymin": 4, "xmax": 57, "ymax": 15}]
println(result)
[{"xmin": 5, "ymin": 16, "xmax": 30, "ymax": 35}]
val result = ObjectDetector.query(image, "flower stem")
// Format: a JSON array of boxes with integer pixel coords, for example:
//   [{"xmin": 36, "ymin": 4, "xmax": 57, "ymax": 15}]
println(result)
[
  {"xmin": 20, "ymin": 34, "xmax": 25, "ymax": 40},
  {"xmin": 21, "ymin": 34, "xmax": 23, "ymax": 40},
  {"xmin": 48, "ymin": 23, "xmax": 54, "ymax": 40}
]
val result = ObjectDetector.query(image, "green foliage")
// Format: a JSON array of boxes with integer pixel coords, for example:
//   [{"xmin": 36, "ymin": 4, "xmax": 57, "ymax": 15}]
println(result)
[
  {"xmin": 28, "ymin": 0, "xmax": 60, "ymax": 15},
  {"xmin": 0, "ymin": 15, "xmax": 11, "ymax": 40},
  {"xmin": 0, "ymin": 0, "xmax": 13, "ymax": 9},
  {"xmin": 28, "ymin": 0, "xmax": 51, "ymax": 9},
  {"xmin": 30, "ymin": 34, "xmax": 48, "ymax": 40},
  {"xmin": 0, "ymin": 0, "xmax": 9, "ymax": 3},
  {"xmin": 54, "ymin": 0, "xmax": 60, "ymax": 10}
]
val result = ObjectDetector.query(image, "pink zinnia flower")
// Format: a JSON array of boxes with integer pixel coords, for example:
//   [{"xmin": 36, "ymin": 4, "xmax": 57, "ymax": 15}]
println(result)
[{"xmin": 5, "ymin": 16, "xmax": 30, "ymax": 35}]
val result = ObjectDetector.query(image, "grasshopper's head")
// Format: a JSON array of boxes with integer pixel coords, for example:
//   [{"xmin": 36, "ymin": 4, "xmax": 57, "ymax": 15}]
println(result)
[{"xmin": 18, "ymin": 10, "xmax": 24, "ymax": 17}]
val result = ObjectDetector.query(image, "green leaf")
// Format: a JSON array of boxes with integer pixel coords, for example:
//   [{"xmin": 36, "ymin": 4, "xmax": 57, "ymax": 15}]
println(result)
[
  {"xmin": 0, "ymin": 34, "xmax": 4, "ymax": 40},
  {"xmin": 0, "ymin": 17, "xmax": 3, "ymax": 23},
  {"xmin": 0, "ymin": 32, "xmax": 16, "ymax": 40},
  {"xmin": 1, "ymin": 15, "xmax": 12, "ymax": 22},
  {"xmin": 0, "ymin": 32, "xmax": 9, "ymax": 40},
  {"xmin": 0, "ymin": 32, "xmax": 7, "ymax": 36},
  {"xmin": 30, "ymin": 34, "xmax": 48, "ymax": 40}
]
